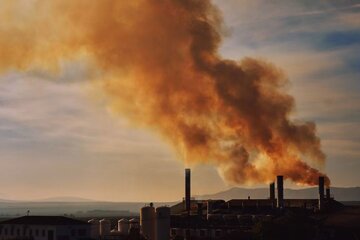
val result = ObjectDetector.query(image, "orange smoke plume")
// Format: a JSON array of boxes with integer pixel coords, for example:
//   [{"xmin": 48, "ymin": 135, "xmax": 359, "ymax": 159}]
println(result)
[{"xmin": 0, "ymin": 0, "xmax": 329, "ymax": 186}]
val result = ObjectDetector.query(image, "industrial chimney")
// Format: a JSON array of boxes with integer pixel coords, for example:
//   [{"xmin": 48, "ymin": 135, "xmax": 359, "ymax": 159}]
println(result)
[
  {"xmin": 269, "ymin": 182, "xmax": 275, "ymax": 201},
  {"xmin": 277, "ymin": 176, "xmax": 284, "ymax": 208},
  {"xmin": 326, "ymin": 188, "xmax": 331, "ymax": 200},
  {"xmin": 319, "ymin": 176, "xmax": 325, "ymax": 199},
  {"xmin": 185, "ymin": 168, "xmax": 191, "ymax": 214},
  {"xmin": 318, "ymin": 176, "xmax": 325, "ymax": 210}
]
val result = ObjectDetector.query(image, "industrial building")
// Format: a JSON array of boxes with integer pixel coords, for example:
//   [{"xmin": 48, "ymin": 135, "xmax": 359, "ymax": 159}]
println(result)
[
  {"xmin": 0, "ymin": 216, "xmax": 91, "ymax": 240},
  {"xmin": 0, "ymin": 169, "xmax": 345, "ymax": 240},
  {"xmin": 168, "ymin": 169, "xmax": 340, "ymax": 240},
  {"xmin": 84, "ymin": 169, "xmax": 341, "ymax": 240}
]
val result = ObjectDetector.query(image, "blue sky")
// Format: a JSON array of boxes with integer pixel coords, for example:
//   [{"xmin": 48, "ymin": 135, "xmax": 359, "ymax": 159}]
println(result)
[{"xmin": 0, "ymin": 0, "xmax": 359, "ymax": 201}]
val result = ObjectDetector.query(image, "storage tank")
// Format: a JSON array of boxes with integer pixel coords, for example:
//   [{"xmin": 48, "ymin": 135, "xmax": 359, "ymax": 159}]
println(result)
[
  {"xmin": 118, "ymin": 218, "xmax": 129, "ymax": 235},
  {"xmin": 156, "ymin": 206, "xmax": 170, "ymax": 240},
  {"xmin": 141, "ymin": 205, "xmax": 156, "ymax": 240},
  {"xmin": 129, "ymin": 218, "xmax": 140, "ymax": 229},
  {"xmin": 110, "ymin": 229, "xmax": 120, "ymax": 235},
  {"xmin": 88, "ymin": 219, "xmax": 100, "ymax": 238},
  {"xmin": 99, "ymin": 218, "xmax": 111, "ymax": 236}
]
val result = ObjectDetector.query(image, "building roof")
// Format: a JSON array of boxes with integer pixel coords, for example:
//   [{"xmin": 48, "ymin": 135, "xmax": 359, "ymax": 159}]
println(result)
[{"xmin": 0, "ymin": 216, "xmax": 89, "ymax": 226}]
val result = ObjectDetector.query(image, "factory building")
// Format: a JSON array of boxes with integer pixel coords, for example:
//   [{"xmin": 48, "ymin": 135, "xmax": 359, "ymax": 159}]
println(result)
[
  {"xmin": 169, "ymin": 169, "xmax": 339, "ymax": 240},
  {"xmin": 0, "ymin": 169, "xmax": 340, "ymax": 240},
  {"xmin": 0, "ymin": 216, "xmax": 91, "ymax": 240}
]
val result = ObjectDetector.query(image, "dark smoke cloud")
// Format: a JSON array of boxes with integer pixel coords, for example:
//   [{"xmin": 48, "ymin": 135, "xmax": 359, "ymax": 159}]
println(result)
[{"xmin": 0, "ymin": 0, "xmax": 329, "ymax": 186}]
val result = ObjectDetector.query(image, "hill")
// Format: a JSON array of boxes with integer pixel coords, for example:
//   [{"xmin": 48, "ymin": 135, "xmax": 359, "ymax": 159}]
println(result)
[{"xmin": 197, "ymin": 187, "xmax": 360, "ymax": 201}]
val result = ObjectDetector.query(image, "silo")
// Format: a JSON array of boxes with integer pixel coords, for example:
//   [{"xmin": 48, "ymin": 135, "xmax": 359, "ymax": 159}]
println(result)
[
  {"xmin": 156, "ymin": 206, "xmax": 170, "ymax": 240},
  {"xmin": 129, "ymin": 218, "xmax": 140, "ymax": 229},
  {"xmin": 110, "ymin": 229, "xmax": 120, "ymax": 234},
  {"xmin": 99, "ymin": 218, "xmax": 111, "ymax": 236},
  {"xmin": 88, "ymin": 219, "xmax": 100, "ymax": 238},
  {"xmin": 118, "ymin": 218, "xmax": 129, "ymax": 235},
  {"xmin": 141, "ymin": 205, "xmax": 156, "ymax": 240}
]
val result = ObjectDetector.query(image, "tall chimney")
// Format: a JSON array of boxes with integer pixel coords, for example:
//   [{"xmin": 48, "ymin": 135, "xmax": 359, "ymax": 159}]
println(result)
[
  {"xmin": 318, "ymin": 176, "xmax": 325, "ymax": 200},
  {"xmin": 326, "ymin": 188, "xmax": 330, "ymax": 200},
  {"xmin": 318, "ymin": 176, "xmax": 325, "ymax": 210},
  {"xmin": 277, "ymin": 176, "xmax": 284, "ymax": 208},
  {"xmin": 269, "ymin": 182, "xmax": 275, "ymax": 201},
  {"xmin": 185, "ymin": 168, "xmax": 191, "ymax": 214}
]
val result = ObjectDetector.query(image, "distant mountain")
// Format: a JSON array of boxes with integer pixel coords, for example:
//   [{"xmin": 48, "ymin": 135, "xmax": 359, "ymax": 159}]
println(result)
[
  {"xmin": 196, "ymin": 187, "xmax": 360, "ymax": 202},
  {"xmin": 0, "ymin": 201, "xmax": 176, "ymax": 216},
  {"xmin": 34, "ymin": 196, "xmax": 95, "ymax": 202}
]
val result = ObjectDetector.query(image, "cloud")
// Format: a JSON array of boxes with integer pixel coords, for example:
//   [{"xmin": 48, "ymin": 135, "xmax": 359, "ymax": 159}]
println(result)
[
  {"xmin": 0, "ymin": 0, "xmax": 359, "ymax": 200},
  {"xmin": 214, "ymin": 0, "xmax": 360, "ymax": 186},
  {"xmin": 0, "ymin": 70, "xmax": 170, "ymax": 156}
]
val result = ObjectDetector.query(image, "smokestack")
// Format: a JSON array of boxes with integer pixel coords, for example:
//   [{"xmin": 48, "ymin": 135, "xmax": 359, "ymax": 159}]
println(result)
[
  {"xmin": 277, "ymin": 176, "xmax": 284, "ymax": 208},
  {"xmin": 269, "ymin": 182, "xmax": 275, "ymax": 201},
  {"xmin": 185, "ymin": 168, "xmax": 191, "ymax": 214},
  {"xmin": 326, "ymin": 188, "xmax": 330, "ymax": 199},
  {"xmin": 318, "ymin": 176, "xmax": 325, "ymax": 210},
  {"xmin": 318, "ymin": 176, "xmax": 325, "ymax": 200}
]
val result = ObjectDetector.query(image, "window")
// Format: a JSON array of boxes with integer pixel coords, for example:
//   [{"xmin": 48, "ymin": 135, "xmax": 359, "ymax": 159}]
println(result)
[
  {"xmin": 4, "ymin": 228, "xmax": 7, "ymax": 236},
  {"xmin": 29, "ymin": 229, "xmax": 33, "ymax": 236},
  {"xmin": 35, "ymin": 229, "xmax": 39, "ymax": 236},
  {"xmin": 10, "ymin": 227, "xmax": 14, "ymax": 236},
  {"xmin": 200, "ymin": 230, "xmax": 206, "ymax": 237},
  {"xmin": 16, "ymin": 229, "xmax": 20, "ymax": 236},
  {"xmin": 42, "ymin": 229, "xmax": 46, "ymax": 237},
  {"xmin": 71, "ymin": 229, "xmax": 75, "ymax": 237}
]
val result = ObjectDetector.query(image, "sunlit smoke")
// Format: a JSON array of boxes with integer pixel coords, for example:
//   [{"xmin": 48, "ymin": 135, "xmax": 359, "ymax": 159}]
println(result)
[{"xmin": 0, "ymin": 0, "xmax": 329, "ymax": 186}]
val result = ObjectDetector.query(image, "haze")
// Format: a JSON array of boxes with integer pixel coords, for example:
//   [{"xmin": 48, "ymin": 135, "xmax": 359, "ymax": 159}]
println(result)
[{"xmin": 0, "ymin": 0, "xmax": 359, "ymax": 202}]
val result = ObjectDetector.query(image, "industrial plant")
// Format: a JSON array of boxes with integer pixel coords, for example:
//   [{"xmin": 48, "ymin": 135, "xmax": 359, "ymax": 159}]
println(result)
[
  {"xmin": 82, "ymin": 169, "xmax": 345, "ymax": 240},
  {"xmin": 167, "ymin": 169, "xmax": 341, "ymax": 240},
  {"xmin": 0, "ymin": 169, "xmax": 354, "ymax": 240}
]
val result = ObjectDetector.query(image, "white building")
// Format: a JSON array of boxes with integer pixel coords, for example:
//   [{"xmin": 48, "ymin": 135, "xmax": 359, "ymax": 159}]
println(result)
[{"xmin": 0, "ymin": 216, "xmax": 91, "ymax": 240}]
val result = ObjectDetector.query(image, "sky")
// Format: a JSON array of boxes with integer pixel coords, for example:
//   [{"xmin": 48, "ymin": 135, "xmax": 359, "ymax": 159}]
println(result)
[{"xmin": 0, "ymin": 0, "xmax": 359, "ymax": 202}]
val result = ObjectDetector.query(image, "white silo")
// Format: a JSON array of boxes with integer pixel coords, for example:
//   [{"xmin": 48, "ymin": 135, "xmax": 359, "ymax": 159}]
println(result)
[
  {"xmin": 129, "ymin": 218, "xmax": 140, "ymax": 229},
  {"xmin": 110, "ymin": 229, "xmax": 120, "ymax": 235},
  {"xmin": 88, "ymin": 219, "xmax": 100, "ymax": 238},
  {"xmin": 99, "ymin": 218, "xmax": 111, "ymax": 236},
  {"xmin": 156, "ymin": 206, "xmax": 170, "ymax": 240},
  {"xmin": 118, "ymin": 218, "xmax": 129, "ymax": 235},
  {"xmin": 141, "ymin": 205, "xmax": 156, "ymax": 240}
]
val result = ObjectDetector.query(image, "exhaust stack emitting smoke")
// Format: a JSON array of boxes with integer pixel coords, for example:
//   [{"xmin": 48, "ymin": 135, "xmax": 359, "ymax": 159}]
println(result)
[{"xmin": 0, "ymin": 0, "xmax": 329, "ymax": 186}]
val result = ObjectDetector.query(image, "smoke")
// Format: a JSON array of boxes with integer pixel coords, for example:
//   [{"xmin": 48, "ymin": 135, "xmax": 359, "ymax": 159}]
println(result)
[{"xmin": 0, "ymin": 0, "xmax": 329, "ymax": 186}]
